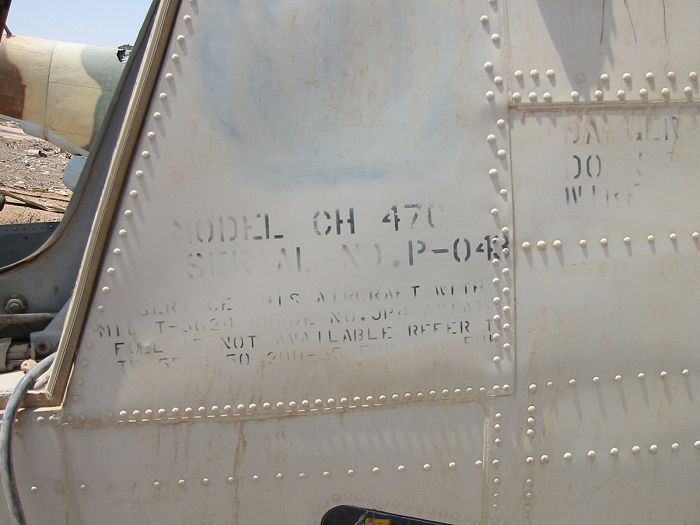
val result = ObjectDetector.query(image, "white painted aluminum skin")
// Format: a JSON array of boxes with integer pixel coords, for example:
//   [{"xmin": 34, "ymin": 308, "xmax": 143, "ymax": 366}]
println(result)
[{"xmin": 2, "ymin": 0, "xmax": 700, "ymax": 524}]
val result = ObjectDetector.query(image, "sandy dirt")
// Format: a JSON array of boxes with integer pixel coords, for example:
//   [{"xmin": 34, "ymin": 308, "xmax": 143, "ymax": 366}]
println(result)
[{"xmin": 0, "ymin": 119, "xmax": 72, "ymax": 224}]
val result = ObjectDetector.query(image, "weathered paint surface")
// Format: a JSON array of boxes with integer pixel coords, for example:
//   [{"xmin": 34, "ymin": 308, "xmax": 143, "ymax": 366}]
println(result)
[
  {"xmin": 2, "ymin": 1, "xmax": 700, "ymax": 524},
  {"xmin": 0, "ymin": 35, "xmax": 125, "ymax": 151}
]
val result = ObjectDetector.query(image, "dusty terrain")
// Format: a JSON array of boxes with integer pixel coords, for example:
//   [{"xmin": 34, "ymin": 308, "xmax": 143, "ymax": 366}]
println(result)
[{"xmin": 0, "ymin": 119, "xmax": 72, "ymax": 224}]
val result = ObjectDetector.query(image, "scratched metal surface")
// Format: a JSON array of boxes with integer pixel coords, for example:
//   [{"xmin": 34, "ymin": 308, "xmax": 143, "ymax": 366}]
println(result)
[{"xmin": 2, "ymin": 0, "xmax": 700, "ymax": 524}]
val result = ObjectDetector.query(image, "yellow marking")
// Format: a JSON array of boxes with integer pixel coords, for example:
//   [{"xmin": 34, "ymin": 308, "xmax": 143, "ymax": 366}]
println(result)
[{"xmin": 366, "ymin": 519, "xmax": 391, "ymax": 525}]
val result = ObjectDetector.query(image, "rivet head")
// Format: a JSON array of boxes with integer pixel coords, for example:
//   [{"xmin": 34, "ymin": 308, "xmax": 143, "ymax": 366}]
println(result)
[
  {"xmin": 649, "ymin": 444, "xmax": 658, "ymax": 454},
  {"xmin": 484, "ymin": 61, "xmax": 494, "ymax": 72},
  {"xmin": 490, "ymin": 34, "xmax": 501, "ymax": 44},
  {"xmin": 176, "ymin": 34, "xmax": 186, "ymax": 43},
  {"xmin": 660, "ymin": 370, "xmax": 668, "ymax": 378},
  {"xmin": 147, "ymin": 131, "xmax": 156, "ymax": 140},
  {"xmin": 153, "ymin": 481, "xmax": 160, "ymax": 488},
  {"xmin": 552, "ymin": 239, "xmax": 562, "ymax": 249},
  {"xmin": 624, "ymin": 236, "xmax": 631, "ymax": 245},
  {"xmin": 610, "ymin": 447, "xmax": 619, "ymax": 456},
  {"xmin": 118, "ymin": 229, "xmax": 127, "ymax": 237},
  {"xmin": 487, "ymin": 133, "xmax": 496, "ymax": 143},
  {"xmin": 694, "ymin": 441, "xmax": 700, "ymax": 449},
  {"xmin": 528, "ymin": 92, "xmax": 538, "ymax": 102},
  {"xmin": 600, "ymin": 73, "xmax": 609, "ymax": 83},
  {"xmin": 491, "ymin": 208, "xmax": 499, "ymax": 216},
  {"xmin": 684, "ymin": 86, "xmax": 693, "ymax": 97},
  {"xmin": 594, "ymin": 90, "xmax": 603, "ymax": 101},
  {"xmin": 690, "ymin": 72, "xmax": 698, "ymax": 82},
  {"xmin": 682, "ymin": 369, "xmax": 690, "ymax": 376},
  {"xmin": 512, "ymin": 92, "xmax": 522, "ymax": 103},
  {"xmin": 372, "ymin": 467, "xmax": 380, "ymax": 474},
  {"xmin": 639, "ymin": 88, "xmax": 649, "ymax": 98},
  {"xmin": 528, "ymin": 383, "xmax": 537, "ymax": 393},
  {"xmin": 525, "ymin": 456, "xmax": 534, "ymax": 465},
  {"xmin": 667, "ymin": 71, "xmax": 676, "ymax": 81},
  {"xmin": 587, "ymin": 450, "xmax": 596, "ymax": 459},
  {"xmin": 563, "ymin": 452, "xmax": 572, "ymax": 460},
  {"xmin": 592, "ymin": 376, "xmax": 600, "ymax": 384},
  {"xmin": 600, "ymin": 237, "xmax": 608, "ymax": 246},
  {"xmin": 571, "ymin": 90, "xmax": 580, "ymax": 101},
  {"xmin": 496, "ymin": 149, "xmax": 507, "ymax": 159},
  {"xmin": 526, "ymin": 429, "xmax": 535, "ymax": 437},
  {"xmin": 637, "ymin": 372, "xmax": 646, "ymax": 379},
  {"xmin": 579, "ymin": 239, "xmax": 588, "ymax": 247},
  {"xmin": 347, "ymin": 469, "xmax": 355, "ymax": 476},
  {"xmin": 632, "ymin": 445, "xmax": 641, "ymax": 454},
  {"xmin": 568, "ymin": 379, "xmax": 576, "ymax": 387},
  {"xmin": 159, "ymin": 92, "xmax": 168, "ymax": 101},
  {"xmin": 622, "ymin": 73, "xmax": 632, "ymax": 82},
  {"xmin": 480, "ymin": 14, "xmax": 489, "ymax": 24},
  {"xmin": 671, "ymin": 443, "xmax": 680, "ymax": 451},
  {"xmin": 540, "ymin": 455, "xmax": 549, "ymax": 464},
  {"xmin": 645, "ymin": 72, "xmax": 654, "ymax": 81},
  {"xmin": 165, "ymin": 72, "xmax": 174, "ymax": 80},
  {"xmin": 153, "ymin": 112, "xmax": 162, "ymax": 120},
  {"xmin": 692, "ymin": 232, "xmax": 700, "ymax": 240},
  {"xmin": 614, "ymin": 374, "xmax": 622, "ymax": 382},
  {"xmin": 322, "ymin": 471, "xmax": 330, "ymax": 478},
  {"xmin": 492, "ymin": 356, "xmax": 501, "ymax": 363},
  {"xmin": 171, "ymin": 53, "xmax": 180, "ymax": 62},
  {"xmin": 647, "ymin": 234, "xmax": 655, "ymax": 243},
  {"xmin": 183, "ymin": 14, "xmax": 192, "ymax": 22},
  {"xmin": 661, "ymin": 87, "xmax": 670, "ymax": 98},
  {"xmin": 30, "ymin": 486, "xmax": 38, "ymax": 493},
  {"xmin": 522, "ymin": 241, "xmax": 531, "ymax": 250},
  {"xmin": 251, "ymin": 475, "xmax": 259, "ymax": 481},
  {"xmin": 141, "ymin": 151, "xmax": 150, "ymax": 159},
  {"xmin": 135, "ymin": 170, "xmax": 144, "ymax": 178},
  {"xmin": 670, "ymin": 232, "xmax": 678, "ymax": 241},
  {"xmin": 494, "ymin": 76, "xmax": 503, "ymax": 86},
  {"xmin": 496, "ymin": 119, "xmax": 506, "ymax": 128},
  {"xmin": 536, "ymin": 240, "xmax": 546, "ymax": 250},
  {"xmin": 102, "ymin": 286, "xmax": 110, "ymax": 294},
  {"xmin": 124, "ymin": 210, "xmax": 133, "ymax": 218},
  {"xmin": 448, "ymin": 461, "xmax": 457, "ymax": 469},
  {"xmin": 275, "ymin": 473, "xmax": 283, "ymax": 480},
  {"xmin": 129, "ymin": 189, "xmax": 139, "ymax": 198},
  {"xmin": 423, "ymin": 463, "xmax": 431, "ymax": 471},
  {"xmin": 226, "ymin": 476, "xmax": 234, "ymax": 484},
  {"xmin": 485, "ymin": 91, "xmax": 496, "ymax": 101},
  {"xmin": 616, "ymin": 89, "xmax": 626, "ymax": 100}
]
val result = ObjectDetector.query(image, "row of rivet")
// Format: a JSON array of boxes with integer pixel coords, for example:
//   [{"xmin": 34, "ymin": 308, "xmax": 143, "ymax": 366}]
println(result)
[
  {"xmin": 527, "ymin": 369, "xmax": 690, "ymax": 393},
  {"xmin": 28, "ymin": 461, "xmax": 460, "ymax": 493},
  {"xmin": 529, "ymin": 440, "xmax": 700, "ymax": 465},
  {"xmin": 484, "ymin": 0, "xmax": 506, "ymax": 511},
  {"xmin": 482, "ymin": 0, "xmax": 513, "ymax": 377},
  {"xmin": 508, "ymin": 70, "xmax": 699, "ymax": 103},
  {"xmin": 95, "ymin": 10, "xmax": 195, "ymax": 313},
  {"xmin": 52, "ymin": 386, "xmax": 514, "ymax": 423},
  {"xmin": 486, "ymin": 411, "xmax": 503, "ymax": 511},
  {"xmin": 523, "ymin": 404, "xmax": 537, "ymax": 504},
  {"xmin": 521, "ymin": 232, "xmax": 700, "ymax": 251},
  {"xmin": 510, "ymin": 70, "xmax": 697, "ymax": 85}
]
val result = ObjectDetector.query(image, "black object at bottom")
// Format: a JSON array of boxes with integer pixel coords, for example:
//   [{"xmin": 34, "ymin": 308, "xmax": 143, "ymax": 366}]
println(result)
[{"xmin": 322, "ymin": 506, "xmax": 453, "ymax": 525}]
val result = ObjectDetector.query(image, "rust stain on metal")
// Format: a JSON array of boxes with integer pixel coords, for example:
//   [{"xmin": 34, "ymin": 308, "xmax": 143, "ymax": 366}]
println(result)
[{"xmin": 0, "ymin": 37, "xmax": 25, "ymax": 119}]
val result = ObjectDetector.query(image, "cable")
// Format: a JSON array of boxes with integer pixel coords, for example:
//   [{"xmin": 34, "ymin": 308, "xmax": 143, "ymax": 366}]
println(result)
[{"xmin": 0, "ymin": 353, "xmax": 55, "ymax": 525}]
